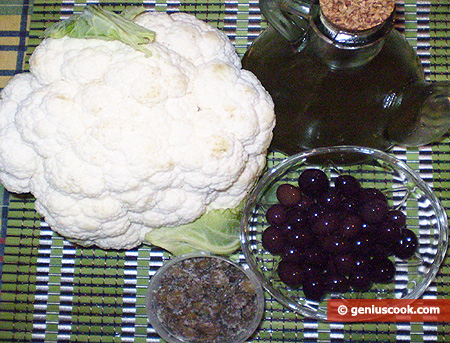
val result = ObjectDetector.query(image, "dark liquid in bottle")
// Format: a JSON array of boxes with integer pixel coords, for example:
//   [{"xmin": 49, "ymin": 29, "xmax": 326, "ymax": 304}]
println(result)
[{"xmin": 242, "ymin": 26, "xmax": 425, "ymax": 155}]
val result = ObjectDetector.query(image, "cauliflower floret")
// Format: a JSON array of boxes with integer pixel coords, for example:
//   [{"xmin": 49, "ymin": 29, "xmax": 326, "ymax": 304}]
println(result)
[
  {"xmin": 0, "ymin": 10, "xmax": 275, "ymax": 250},
  {"xmin": 135, "ymin": 12, "xmax": 241, "ymax": 68}
]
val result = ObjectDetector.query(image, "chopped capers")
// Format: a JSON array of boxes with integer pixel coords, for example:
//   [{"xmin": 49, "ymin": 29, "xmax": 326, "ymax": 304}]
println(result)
[{"xmin": 153, "ymin": 257, "xmax": 259, "ymax": 343}]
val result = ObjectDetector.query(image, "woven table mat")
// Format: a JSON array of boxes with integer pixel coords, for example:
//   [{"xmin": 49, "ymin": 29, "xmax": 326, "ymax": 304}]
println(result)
[
  {"xmin": 0, "ymin": 0, "xmax": 450, "ymax": 342},
  {"xmin": 0, "ymin": 0, "xmax": 31, "ymax": 90}
]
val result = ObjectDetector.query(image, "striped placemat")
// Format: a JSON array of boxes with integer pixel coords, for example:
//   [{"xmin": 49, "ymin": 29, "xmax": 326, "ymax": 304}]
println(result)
[{"xmin": 0, "ymin": 0, "xmax": 449, "ymax": 342}]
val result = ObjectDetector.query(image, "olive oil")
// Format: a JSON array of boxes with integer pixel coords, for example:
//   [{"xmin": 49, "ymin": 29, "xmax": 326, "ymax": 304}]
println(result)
[{"xmin": 242, "ymin": 26, "xmax": 425, "ymax": 155}]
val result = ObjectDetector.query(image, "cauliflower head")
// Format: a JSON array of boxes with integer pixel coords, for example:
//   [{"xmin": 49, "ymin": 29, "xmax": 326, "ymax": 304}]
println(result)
[{"xmin": 0, "ymin": 9, "xmax": 275, "ymax": 250}]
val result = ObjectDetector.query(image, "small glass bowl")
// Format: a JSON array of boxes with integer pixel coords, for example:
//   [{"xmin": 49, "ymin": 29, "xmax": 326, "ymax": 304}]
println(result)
[
  {"xmin": 241, "ymin": 146, "xmax": 448, "ymax": 320},
  {"xmin": 145, "ymin": 251, "xmax": 265, "ymax": 343}
]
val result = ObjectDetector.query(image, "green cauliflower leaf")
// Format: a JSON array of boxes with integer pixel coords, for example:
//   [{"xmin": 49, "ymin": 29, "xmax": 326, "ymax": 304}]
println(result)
[
  {"xmin": 144, "ymin": 205, "xmax": 243, "ymax": 256},
  {"xmin": 43, "ymin": 5, "xmax": 155, "ymax": 56}
]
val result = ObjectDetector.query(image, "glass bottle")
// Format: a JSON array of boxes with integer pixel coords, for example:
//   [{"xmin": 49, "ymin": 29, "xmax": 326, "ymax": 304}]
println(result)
[{"xmin": 242, "ymin": 0, "xmax": 450, "ymax": 155}]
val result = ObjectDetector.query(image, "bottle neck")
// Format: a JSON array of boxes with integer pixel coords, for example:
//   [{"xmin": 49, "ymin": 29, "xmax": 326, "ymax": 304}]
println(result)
[{"xmin": 307, "ymin": 3, "xmax": 395, "ymax": 69}]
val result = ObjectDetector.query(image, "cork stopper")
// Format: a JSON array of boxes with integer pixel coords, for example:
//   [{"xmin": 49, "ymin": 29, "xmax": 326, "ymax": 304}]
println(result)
[{"xmin": 319, "ymin": 0, "xmax": 395, "ymax": 32}]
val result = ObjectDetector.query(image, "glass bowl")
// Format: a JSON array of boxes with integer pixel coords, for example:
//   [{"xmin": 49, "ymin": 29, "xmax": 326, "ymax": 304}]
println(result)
[
  {"xmin": 145, "ymin": 251, "xmax": 265, "ymax": 343},
  {"xmin": 241, "ymin": 146, "xmax": 448, "ymax": 320}
]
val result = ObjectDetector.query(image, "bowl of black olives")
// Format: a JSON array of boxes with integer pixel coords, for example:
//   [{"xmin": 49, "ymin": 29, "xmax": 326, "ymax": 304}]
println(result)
[{"xmin": 241, "ymin": 146, "xmax": 448, "ymax": 320}]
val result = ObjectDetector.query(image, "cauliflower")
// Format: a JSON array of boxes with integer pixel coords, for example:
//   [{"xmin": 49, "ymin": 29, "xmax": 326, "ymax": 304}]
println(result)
[{"xmin": 0, "ymin": 6, "xmax": 275, "ymax": 252}]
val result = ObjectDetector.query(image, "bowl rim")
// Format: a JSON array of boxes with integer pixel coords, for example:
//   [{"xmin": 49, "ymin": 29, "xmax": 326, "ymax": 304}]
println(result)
[
  {"xmin": 145, "ymin": 251, "xmax": 266, "ymax": 343},
  {"xmin": 240, "ymin": 145, "xmax": 449, "ymax": 320}
]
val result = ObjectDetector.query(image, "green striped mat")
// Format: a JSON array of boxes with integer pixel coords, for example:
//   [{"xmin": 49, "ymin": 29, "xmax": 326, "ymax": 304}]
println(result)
[{"xmin": 1, "ymin": 0, "xmax": 450, "ymax": 342}]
